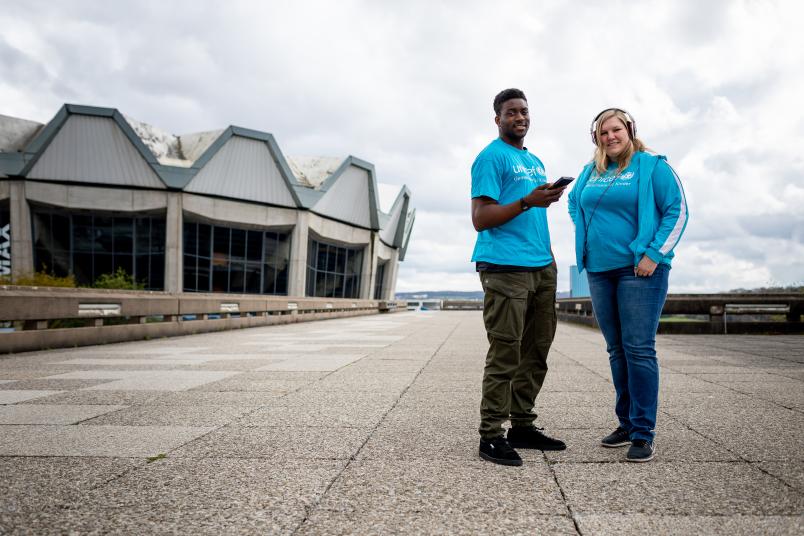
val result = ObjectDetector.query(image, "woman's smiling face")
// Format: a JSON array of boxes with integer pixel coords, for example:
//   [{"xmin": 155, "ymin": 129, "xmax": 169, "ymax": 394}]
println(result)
[{"xmin": 598, "ymin": 116, "xmax": 631, "ymax": 159}]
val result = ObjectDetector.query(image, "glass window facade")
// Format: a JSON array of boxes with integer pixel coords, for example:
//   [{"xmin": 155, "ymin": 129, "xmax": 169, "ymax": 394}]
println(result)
[
  {"xmin": 183, "ymin": 220, "xmax": 290, "ymax": 295},
  {"xmin": 31, "ymin": 206, "xmax": 165, "ymax": 289},
  {"xmin": 0, "ymin": 202, "xmax": 10, "ymax": 277},
  {"xmin": 374, "ymin": 261, "xmax": 387, "ymax": 300},
  {"xmin": 306, "ymin": 238, "xmax": 363, "ymax": 298}
]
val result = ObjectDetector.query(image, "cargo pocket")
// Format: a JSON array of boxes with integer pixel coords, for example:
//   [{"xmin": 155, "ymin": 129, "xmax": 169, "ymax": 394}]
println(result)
[{"xmin": 480, "ymin": 272, "xmax": 529, "ymax": 342}]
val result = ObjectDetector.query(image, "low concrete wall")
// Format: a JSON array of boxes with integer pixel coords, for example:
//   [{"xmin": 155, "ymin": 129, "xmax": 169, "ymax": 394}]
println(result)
[{"xmin": 0, "ymin": 286, "xmax": 406, "ymax": 354}]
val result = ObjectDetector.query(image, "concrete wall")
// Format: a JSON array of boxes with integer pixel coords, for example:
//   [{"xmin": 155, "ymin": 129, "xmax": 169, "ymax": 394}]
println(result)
[{"xmin": 26, "ymin": 182, "xmax": 168, "ymax": 212}]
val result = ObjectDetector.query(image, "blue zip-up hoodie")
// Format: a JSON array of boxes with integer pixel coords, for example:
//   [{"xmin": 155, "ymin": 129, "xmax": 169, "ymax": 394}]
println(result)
[{"xmin": 568, "ymin": 151, "xmax": 688, "ymax": 273}]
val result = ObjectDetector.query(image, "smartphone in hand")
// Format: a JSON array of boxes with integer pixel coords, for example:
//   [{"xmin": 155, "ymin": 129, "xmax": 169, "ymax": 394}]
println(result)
[{"xmin": 548, "ymin": 176, "xmax": 575, "ymax": 189}]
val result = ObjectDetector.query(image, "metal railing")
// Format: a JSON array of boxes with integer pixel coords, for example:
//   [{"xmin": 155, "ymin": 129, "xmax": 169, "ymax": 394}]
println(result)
[{"xmin": 556, "ymin": 293, "xmax": 803, "ymax": 334}]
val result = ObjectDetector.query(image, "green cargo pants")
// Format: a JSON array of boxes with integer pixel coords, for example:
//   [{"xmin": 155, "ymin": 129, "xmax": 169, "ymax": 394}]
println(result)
[{"xmin": 478, "ymin": 266, "xmax": 558, "ymax": 439}]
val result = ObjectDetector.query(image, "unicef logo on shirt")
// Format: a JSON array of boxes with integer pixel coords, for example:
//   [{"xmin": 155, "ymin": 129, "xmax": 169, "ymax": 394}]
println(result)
[
  {"xmin": 512, "ymin": 164, "xmax": 545, "ymax": 177},
  {"xmin": 620, "ymin": 171, "xmax": 634, "ymax": 180}
]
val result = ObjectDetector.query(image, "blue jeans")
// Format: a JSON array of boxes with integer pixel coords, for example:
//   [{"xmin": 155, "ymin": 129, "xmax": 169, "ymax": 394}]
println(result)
[{"xmin": 587, "ymin": 264, "xmax": 669, "ymax": 442}]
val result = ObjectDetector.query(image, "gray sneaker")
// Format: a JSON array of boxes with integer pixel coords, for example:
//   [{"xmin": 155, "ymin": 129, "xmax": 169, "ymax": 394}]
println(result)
[
  {"xmin": 626, "ymin": 440, "xmax": 656, "ymax": 462},
  {"xmin": 600, "ymin": 427, "xmax": 630, "ymax": 448}
]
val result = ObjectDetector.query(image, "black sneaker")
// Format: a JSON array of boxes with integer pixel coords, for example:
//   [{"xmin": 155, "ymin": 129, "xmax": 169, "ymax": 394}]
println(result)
[
  {"xmin": 600, "ymin": 427, "xmax": 630, "ymax": 448},
  {"xmin": 506, "ymin": 426, "xmax": 566, "ymax": 451},
  {"xmin": 479, "ymin": 436, "xmax": 523, "ymax": 466},
  {"xmin": 626, "ymin": 440, "xmax": 656, "ymax": 462}
]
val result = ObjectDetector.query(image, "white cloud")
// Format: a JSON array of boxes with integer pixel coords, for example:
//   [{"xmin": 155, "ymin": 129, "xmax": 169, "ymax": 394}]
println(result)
[{"xmin": 2, "ymin": 0, "xmax": 803, "ymax": 293}]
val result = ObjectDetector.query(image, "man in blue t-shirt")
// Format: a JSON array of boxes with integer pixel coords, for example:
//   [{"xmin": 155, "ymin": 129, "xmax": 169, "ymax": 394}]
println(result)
[{"xmin": 471, "ymin": 88, "xmax": 568, "ymax": 467}]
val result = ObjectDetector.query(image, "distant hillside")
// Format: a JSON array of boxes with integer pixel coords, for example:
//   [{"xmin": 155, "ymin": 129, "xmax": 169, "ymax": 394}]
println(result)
[{"xmin": 396, "ymin": 291, "xmax": 483, "ymax": 300}]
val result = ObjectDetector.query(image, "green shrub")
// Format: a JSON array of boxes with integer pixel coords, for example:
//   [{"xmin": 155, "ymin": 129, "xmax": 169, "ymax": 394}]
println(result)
[
  {"xmin": 0, "ymin": 269, "xmax": 76, "ymax": 287},
  {"xmin": 92, "ymin": 268, "xmax": 144, "ymax": 290}
]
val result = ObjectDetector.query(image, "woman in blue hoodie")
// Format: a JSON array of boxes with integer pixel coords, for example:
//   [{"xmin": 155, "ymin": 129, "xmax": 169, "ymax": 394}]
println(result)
[{"xmin": 568, "ymin": 108, "xmax": 688, "ymax": 462}]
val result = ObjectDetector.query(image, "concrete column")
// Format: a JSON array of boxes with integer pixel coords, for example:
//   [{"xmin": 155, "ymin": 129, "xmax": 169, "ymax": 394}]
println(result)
[
  {"xmin": 288, "ymin": 211, "xmax": 309, "ymax": 297},
  {"xmin": 9, "ymin": 180, "xmax": 33, "ymax": 281},
  {"xmin": 164, "ymin": 192, "xmax": 183, "ymax": 293},
  {"xmin": 360, "ymin": 233, "xmax": 378, "ymax": 300},
  {"xmin": 383, "ymin": 249, "xmax": 401, "ymax": 300}
]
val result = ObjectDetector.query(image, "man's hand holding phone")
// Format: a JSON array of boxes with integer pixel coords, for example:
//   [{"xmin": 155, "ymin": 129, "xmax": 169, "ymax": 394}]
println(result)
[{"xmin": 523, "ymin": 177, "xmax": 574, "ymax": 208}]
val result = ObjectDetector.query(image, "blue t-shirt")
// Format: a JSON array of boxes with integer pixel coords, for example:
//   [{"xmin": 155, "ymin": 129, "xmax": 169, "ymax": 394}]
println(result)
[
  {"xmin": 470, "ymin": 138, "xmax": 553, "ymax": 267},
  {"xmin": 579, "ymin": 160, "xmax": 640, "ymax": 271}
]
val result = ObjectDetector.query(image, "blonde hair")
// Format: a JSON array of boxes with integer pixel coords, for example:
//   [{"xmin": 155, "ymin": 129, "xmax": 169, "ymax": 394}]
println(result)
[{"xmin": 592, "ymin": 109, "xmax": 647, "ymax": 174}]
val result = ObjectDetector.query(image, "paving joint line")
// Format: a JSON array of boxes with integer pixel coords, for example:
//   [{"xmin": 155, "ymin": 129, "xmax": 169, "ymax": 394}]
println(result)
[
  {"xmin": 290, "ymin": 317, "xmax": 463, "ymax": 535},
  {"xmin": 543, "ymin": 451, "xmax": 583, "ymax": 535}
]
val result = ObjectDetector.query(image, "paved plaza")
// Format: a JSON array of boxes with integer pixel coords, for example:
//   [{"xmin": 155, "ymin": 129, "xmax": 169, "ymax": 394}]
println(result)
[{"xmin": 0, "ymin": 311, "xmax": 802, "ymax": 535}]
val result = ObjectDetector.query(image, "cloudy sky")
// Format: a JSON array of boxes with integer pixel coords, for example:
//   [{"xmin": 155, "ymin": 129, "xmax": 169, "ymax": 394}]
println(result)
[{"xmin": 2, "ymin": 0, "xmax": 802, "ymax": 293}]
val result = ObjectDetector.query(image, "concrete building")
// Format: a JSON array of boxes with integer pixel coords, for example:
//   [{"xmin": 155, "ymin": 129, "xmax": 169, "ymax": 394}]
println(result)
[
  {"xmin": 569, "ymin": 265, "xmax": 591, "ymax": 298},
  {"xmin": 0, "ymin": 105, "xmax": 414, "ymax": 299}
]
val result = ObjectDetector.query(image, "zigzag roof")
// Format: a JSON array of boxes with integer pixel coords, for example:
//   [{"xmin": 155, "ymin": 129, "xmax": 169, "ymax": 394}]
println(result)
[{"xmin": 0, "ymin": 104, "xmax": 412, "ymax": 240}]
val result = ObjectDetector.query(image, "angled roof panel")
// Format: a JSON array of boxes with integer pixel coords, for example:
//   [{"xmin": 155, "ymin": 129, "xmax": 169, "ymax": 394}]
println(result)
[
  {"xmin": 313, "ymin": 161, "xmax": 373, "ymax": 229},
  {"xmin": 25, "ymin": 114, "xmax": 165, "ymax": 189},
  {"xmin": 184, "ymin": 135, "xmax": 297, "ymax": 208},
  {"xmin": 399, "ymin": 208, "xmax": 416, "ymax": 261},
  {"xmin": 379, "ymin": 186, "xmax": 411, "ymax": 247}
]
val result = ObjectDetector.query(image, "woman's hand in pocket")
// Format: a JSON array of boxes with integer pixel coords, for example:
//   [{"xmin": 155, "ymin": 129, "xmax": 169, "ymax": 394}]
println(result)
[{"xmin": 634, "ymin": 255, "xmax": 658, "ymax": 277}]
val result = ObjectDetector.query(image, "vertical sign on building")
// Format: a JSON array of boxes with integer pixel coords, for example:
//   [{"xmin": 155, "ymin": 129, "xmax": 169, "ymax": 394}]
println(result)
[{"xmin": 0, "ymin": 207, "xmax": 10, "ymax": 276}]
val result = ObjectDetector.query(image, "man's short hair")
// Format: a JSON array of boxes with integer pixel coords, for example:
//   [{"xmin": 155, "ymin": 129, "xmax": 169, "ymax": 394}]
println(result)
[{"xmin": 493, "ymin": 88, "xmax": 527, "ymax": 115}]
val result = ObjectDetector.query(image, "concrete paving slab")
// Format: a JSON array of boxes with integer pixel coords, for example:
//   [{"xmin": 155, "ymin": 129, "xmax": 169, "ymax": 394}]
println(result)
[
  {"xmin": 0, "ymin": 456, "xmax": 143, "ymax": 515},
  {"xmin": 343, "ymin": 359, "xmax": 427, "ymax": 373},
  {"xmin": 358, "ymin": 422, "xmax": 480, "ymax": 461},
  {"xmin": 659, "ymin": 373, "xmax": 733, "ymax": 392},
  {"xmin": 54, "ymin": 358, "xmax": 215, "ymax": 366},
  {"xmin": 0, "ymin": 378, "xmax": 109, "ymax": 390},
  {"xmin": 312, "ymin": 371, "xmax": 417, "ymax": 392},
  {"xmin": 536, "ymin": 405, "xmax": 618, "ymax": 429},
  {"xmin": 175, "ymin": 359, "xmax": 283, "ymax": 372},
  {"xmin": 0, "ymin": 404, "xmax": 125, "ymax": 425},
  {"xmin": 86, "ymin": 457, "xmax": 344, "ymax": 511},
  {"xmin": 256, "ymin": 390, "xmax": 400, "ymax": 428},
  {"xmin": 718, "ymin": 381, "xmax": 804, "ymax": 407},
  {"xmin": 0, "ymin": 506, "xmax": 307, "ymax": 535},
  {"xmin": 0, "ymin": 390, "xmax": 63, "ymax": 404},
  {"xmin": 662, "ymin": 404, "xmax": 804, "ymax": 461},
  {"xmin": 78, "ymin": 370, "xmax": 239, "ymax": 391},
  {"xmin": 689, "ymin": 372, "xmax": 800, "ymax": 383},
  {"xmin": 238, "ymin": 399, "xmax": 391, "ymax": 428},
  {"xmin": 298, "ymin": 510, "xmax": 578, "ymax": 535},
  {"xmin": 318, "ymin": 458, "xmax": 566, "ymax": 517},
  {"xmin": 171, "ymin": 425, "xmax": 369, "ymax": 460},
  {"xmin": 19, "ymin": 389, "xmax": 167, "ymax": 406},
  {"xmin": 255, "ymin": 354, "xmax": 366, "ymax": 371},
  {"xmin": 659, "ymin": 390, "xmax": 755, "ymax": 407},
  {"xmin": 535, "ymin": 391, "xmax": 615, "ymax": 407},
  {"xmin": 554, "ymin": 461, "xmax": 804, "ymax": 515},
  {"xmin": 188, "ymin": 372, "xmax": 316, "ymax": 393},
  {"xmin": 152, "ymin": 391, "xmax": 285, "ymax": 406},
  {"xmin": 81, "ymin": 404, "xmax": 252, "ymax": 426},
  {"xmin": 575, "ymin": 514, "xmax": 804, "ymax": 535},
  {"xmin": 541, "ymin": 374, "xmax": 612, "ymax": 392},
  {"xmin": 0, "ymin": 425, "xmax": 214, "ymax": 457}
]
